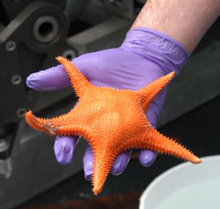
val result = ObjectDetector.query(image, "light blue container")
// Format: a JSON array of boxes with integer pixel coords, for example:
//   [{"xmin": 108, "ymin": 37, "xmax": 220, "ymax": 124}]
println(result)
[{"xmin": 139, "ymin": 156, "xmax": 220, "ymax": 209}]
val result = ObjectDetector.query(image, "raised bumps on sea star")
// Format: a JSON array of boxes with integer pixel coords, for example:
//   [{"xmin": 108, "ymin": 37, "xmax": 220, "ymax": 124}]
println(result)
[{"xmin": 25, "ymin": 57, "xmax": 201, "ymax": 195}]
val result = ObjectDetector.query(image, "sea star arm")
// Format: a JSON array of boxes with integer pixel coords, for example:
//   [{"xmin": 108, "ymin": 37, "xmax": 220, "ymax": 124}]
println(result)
[
  {"xmin": 138, "ymin": 71, "xmax": 175, "ymax": 112},
  {"xmin": 25, "ymin": 110, "xmax": 56, "ymax": 135},
  {"xmin": 25, "ymin": 110, "xmax": 91, "ymax": 138},
  {"xmin": 136, "ymin": 124, "xmax": 201, "ymax": 164},
  {"xmin": 90, "ymin": 123, "xmax": 201, "ymax": 195},
  {"xmin": 56, "ymin": 57, "xmax": 92, "ymax": 98},
  {"xmin": 92, "ymin": 144, "xmax": 118, "ymax": 195}
]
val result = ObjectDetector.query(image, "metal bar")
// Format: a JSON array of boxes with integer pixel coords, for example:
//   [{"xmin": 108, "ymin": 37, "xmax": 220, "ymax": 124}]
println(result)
[{"xmin": 67, "ymin": 17, "xmax": 131, "ymax": 54}]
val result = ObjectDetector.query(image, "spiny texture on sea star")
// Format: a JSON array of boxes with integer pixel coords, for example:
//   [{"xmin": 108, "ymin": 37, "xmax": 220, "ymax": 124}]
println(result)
[{"xmin": 25, "ymin": 57, "xmax": 201, "ymax": 195}]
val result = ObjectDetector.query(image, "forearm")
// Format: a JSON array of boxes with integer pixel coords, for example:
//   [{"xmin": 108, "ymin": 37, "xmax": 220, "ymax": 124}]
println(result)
[{"xmin": 132, "ymin": 0, "xmax": 220, "ymax": 54}]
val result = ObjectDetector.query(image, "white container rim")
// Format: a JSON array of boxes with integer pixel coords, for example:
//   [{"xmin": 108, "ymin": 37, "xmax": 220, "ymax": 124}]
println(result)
[{"xmin": 139, "ymin": 155, "xmax": 220, "ymax": 209}]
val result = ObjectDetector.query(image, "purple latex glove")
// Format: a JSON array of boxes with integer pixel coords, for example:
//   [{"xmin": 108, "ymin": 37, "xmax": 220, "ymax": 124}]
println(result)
[{"xmin": 27, "ymin": 28, "xmax": 189, "ymax": 180}]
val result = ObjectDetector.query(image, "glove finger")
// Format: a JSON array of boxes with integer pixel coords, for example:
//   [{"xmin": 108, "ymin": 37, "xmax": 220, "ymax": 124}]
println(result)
[
  {"xmin": 26, "ymin": 57, "xmax": 90, "ymax": 91},
  {"xmin": 111, "ymin": 151, "xmax": 131, "ymax": 176},
  {"xmin": 146, "ymin": 89, "xmax": 166, "ymax": 127},
  {"xmin": 138, "ymin": 109, "xmax": 158, "ymax": 167},
  {"xmin": 138, "ymin": 89, "xmax": 166, "ymax": 167},
  {"xmin": 139, "ymin": 150, "xmax": 157, "ymax": 167},
  {"xmin": 54, "ymin": 136, "xmax": 78, "ymax": 164},
  {"xmin": 26, "ymin": 49, "xmax": 113, "ymax": 91},
  {"xmin": 139, "ymin": 104, "xmax": 157, "ymax": 167},
  {"xmin": 83, "ymin": 144, "xmax": 94, "ymax": 181},
  {"xmin": 26, "ymin": 64, "xmax": 71, "ymax": 91}
]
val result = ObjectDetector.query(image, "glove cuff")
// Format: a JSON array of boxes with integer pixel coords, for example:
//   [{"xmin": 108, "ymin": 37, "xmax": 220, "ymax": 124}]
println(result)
[{"xmin": 121, "ymin": 28, "xmax": 189, "ymax": 74}]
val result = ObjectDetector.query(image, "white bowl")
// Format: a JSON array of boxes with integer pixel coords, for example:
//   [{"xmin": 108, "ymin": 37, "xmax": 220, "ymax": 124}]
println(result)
[{"xmin": 139, "ymin": 155, "xmax": 220, "ymax": 209}]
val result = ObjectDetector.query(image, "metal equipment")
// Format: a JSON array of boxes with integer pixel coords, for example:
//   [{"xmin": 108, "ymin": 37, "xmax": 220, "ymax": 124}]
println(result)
[{"xmin": 0, "ymin": 1, "xmax": 133, "ymax": 208}]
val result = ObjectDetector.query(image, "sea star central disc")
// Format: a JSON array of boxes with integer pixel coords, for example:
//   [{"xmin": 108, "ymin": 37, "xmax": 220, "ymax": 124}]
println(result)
[{"xmin": 25, "ymin": 57, "xmax": 201, "ymax": 195}]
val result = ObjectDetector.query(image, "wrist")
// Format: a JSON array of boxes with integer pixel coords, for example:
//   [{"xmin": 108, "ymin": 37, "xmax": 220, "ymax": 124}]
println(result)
[{"xmin": 121, "ymin": 28, "xmax": 189, "ymax": 74}]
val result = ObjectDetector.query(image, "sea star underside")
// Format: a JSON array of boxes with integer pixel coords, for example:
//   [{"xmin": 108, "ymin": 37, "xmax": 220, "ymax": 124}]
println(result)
[{"xmin": 25, "ymin": 57, "xmax": 201, "ymax": 195}]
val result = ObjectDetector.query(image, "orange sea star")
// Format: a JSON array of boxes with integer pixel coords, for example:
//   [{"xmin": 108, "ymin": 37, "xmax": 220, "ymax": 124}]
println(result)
[{"xmin": 25, "ymin": 57, "xmax": 201, "ymax": 195}]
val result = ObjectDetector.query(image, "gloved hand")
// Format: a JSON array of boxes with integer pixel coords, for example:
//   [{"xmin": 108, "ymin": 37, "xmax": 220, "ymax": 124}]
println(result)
[{"xmin": 26, "ymin": 28, "xmax": 188, "ymax": 180}]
